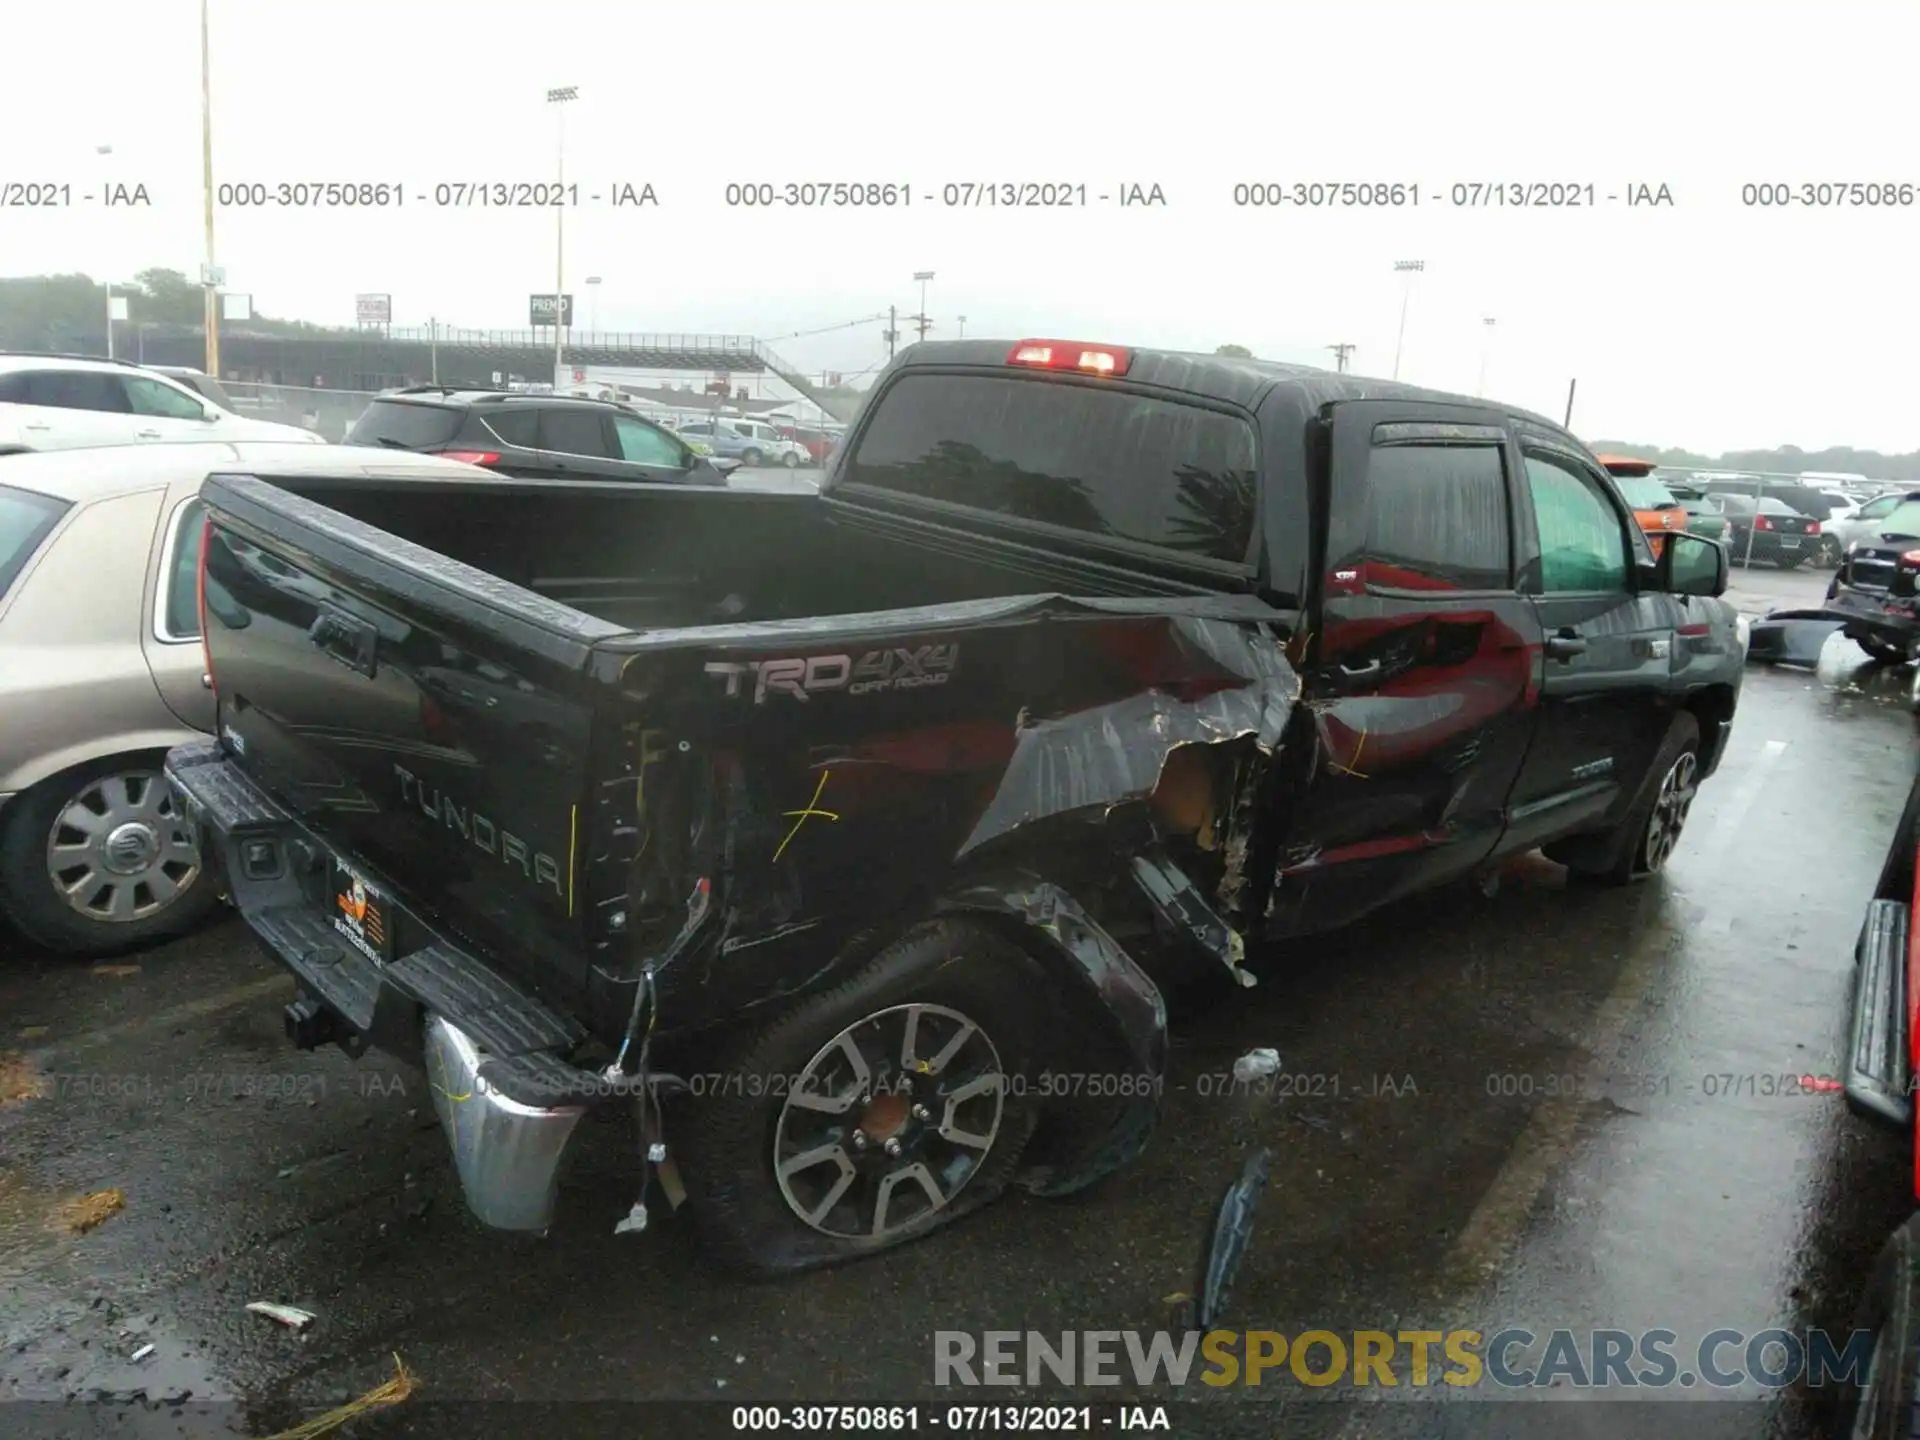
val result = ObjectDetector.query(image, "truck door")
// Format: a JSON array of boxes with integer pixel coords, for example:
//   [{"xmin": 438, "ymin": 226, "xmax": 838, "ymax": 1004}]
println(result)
[
  {"xmin": 1502, "ymin": 435, "xmax": 1679, "ymax": 849},
  {"xmin": 1278, "ymin": 401, "xmax": 1545, "ymax": 934}
]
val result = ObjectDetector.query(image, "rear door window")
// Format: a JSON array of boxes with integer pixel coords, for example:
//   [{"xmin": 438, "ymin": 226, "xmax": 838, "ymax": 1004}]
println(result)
[
  {"xmin": 22, "ymin": 371, "xmax": 130, "ymax": 413},
  {"xmin": 479, "ymin": 408, "xmax": 540, "ymax": 448},
  {"xmin": 346, "ymin": 400, "xmax": 465, "ymax": 449},
  {"xmin": 539, "ymin": 408, "xmax": 616, "ymax": 457},
  {"xmin": 0, "ymin": 484, "xmax": 71, "ymax": 600},
  {"xmin": 159, "ymin": 498, "xmax": 207, "ymax": 639},
  {"xmin": 844, "ymin": 373, "xmax": 1257, "ymax": 563},
  {"xmin": 120, "ymin": 374, "xmax": 208, "ymax": 419},
  {"xmin": 1361, "ymin": 438, "xmax": 1511, "ymax": 590}
]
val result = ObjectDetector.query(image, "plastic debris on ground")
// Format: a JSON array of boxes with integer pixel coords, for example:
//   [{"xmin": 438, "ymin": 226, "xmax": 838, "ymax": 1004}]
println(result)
[
  {"xmin": 246, "ymin": 1301, "xmax": 317, "ymax": 1331},
  {"xmin": 1194, "ymin": 1149, "xmax": 1273, "ymax": 1329},
  {"xmin": 1231, "ymin": 1048, "xmax": 1281, "ymax": 1083}
]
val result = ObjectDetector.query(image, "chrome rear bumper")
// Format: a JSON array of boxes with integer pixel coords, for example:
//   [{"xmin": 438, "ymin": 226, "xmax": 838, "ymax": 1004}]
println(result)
[{"xmin": 424, "ymin": 1014, "xmax": 589, "ymax": 1233}]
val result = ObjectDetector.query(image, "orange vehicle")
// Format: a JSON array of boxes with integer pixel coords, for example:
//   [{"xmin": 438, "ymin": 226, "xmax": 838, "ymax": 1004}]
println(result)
[{"xmin": 1595, "ymin": 454, "xmax": 1686, "ymax": 556}]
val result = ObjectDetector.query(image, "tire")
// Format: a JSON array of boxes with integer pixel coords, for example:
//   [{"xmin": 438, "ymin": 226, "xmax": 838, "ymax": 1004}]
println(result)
[
  {"xmin": 673, "ymin": 918, "xmax": 1041, "ymax": 1276},
  {"xmin": 742, "ymin": 448, "xmax": 764, "ymax": 468},
  {"xmin": 1819, "ymin": 535, "xmax": 1845, "ymax": 566},
  {"xmin": 781, "ymin": 451, "xmax": 800, "ymax": 469},
  {"xmin": 1851, "ymin": 631, "xmax": 1914, "ymax": 666},
  {"xmin": 1833, "ymin": 1213, "xmax": 1920, "ymax": 1439},
  {"xmin": 1545, "ymin": 712, "xmax": 1700, "ymax": 886},
  {"xmin": 0, "ymin": 755, "xmax": 218, "ymax": 956}
]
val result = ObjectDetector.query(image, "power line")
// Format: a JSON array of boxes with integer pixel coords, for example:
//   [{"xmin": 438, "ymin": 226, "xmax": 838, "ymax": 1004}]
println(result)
[{"xmin": 757, "ymin": 313, "xmax": 888, "ymax": 343}]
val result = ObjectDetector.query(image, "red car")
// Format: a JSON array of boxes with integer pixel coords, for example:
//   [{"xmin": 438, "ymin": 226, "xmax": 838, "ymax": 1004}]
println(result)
[
  {"xmin": 1840, "ymin": 770, "xmax": 1920, "ymax": 1432},
  {"xmin": 778, "ymin": 425, "xmax": 841, "ymax": 465}
]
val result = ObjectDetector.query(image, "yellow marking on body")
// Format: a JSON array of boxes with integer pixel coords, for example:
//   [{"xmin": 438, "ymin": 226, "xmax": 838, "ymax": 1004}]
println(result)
[{"xmin": 772, "ymin": 769, "xmax": 840, "ymax": 863}]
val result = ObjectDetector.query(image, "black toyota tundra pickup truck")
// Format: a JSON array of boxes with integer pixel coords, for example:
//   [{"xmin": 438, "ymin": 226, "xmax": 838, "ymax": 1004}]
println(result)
[{"xmin": 166, "ymin": 339, "xmax": 1744, "ymax": 1273}]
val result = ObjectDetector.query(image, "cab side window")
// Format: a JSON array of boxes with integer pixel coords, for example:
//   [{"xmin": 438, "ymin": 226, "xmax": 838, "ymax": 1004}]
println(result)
[
  {"xmin": 160, "ymin": 499, "xmax": 206, "ymax": 640},
  {"xmin": 1525, "ymin": 452, "xmax": 1629, "ymax": 593},
  {"xmin": 1361, "ymin": 439, "xmax": 1511, "ymax": 591},
  {"xmin": 1861, "ymin": 495, "xmax": 1902, "ymax": 521},
  {"xmin": 121, "ymin": 375, "xmax": 208, "ymax": 420}
]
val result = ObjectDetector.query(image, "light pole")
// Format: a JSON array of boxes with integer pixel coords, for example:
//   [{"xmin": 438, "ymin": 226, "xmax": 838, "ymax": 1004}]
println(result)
[
  {"xmin": 1391, "ymin": 259, "xmax": 1424, "ymax": 380},
  {"xmin": 586, "ymin": 275, "xmax": 602, "ymax": 334},
  {"xmin": 105, "ymin": 284, "xmax": 130, "ymax": 358},
  {"xmin": 546, "ymin": 85, "xmax": 578, "ymax": 386},
  {"xmin": 912, "ymin": 271, "xmax": 934, "ymax": 343},
  {"xmin": 957, "ymin": 315, "xmax": 967, "ymax": 339},
  {"xmin": 1476, "ymin": 317, "xmax": 1497, "ymax": 395},
  {"xmin": 199, "ymin": 0, "xmax": 220, "ymax": 376}
]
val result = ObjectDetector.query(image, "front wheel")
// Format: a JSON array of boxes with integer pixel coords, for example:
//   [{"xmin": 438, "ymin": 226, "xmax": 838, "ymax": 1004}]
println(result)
[
  {"xmin": 0, "ymin": 756, "xmax": 218, "ymax": 955},
  {"xmin": 781, "ymin": 450, "xmax": 800, "ymax": 469},
  {"xmin": 673, "ymin": 919, "xmax": 1040, "ymax": 1275},
  {"xmin": 1545, "ymin": 712, "xmax": 1700, "ymax": 886}
]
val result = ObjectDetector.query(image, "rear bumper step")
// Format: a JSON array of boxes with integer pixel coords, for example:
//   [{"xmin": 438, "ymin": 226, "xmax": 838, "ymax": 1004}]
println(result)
[
  {"xmin": 1846, "ymin": 897, "xmax": 1912, "ymax": 1130},
  {"xmin": 163, "ymin": 744, "xmax": 617, "ymax": 1232}
]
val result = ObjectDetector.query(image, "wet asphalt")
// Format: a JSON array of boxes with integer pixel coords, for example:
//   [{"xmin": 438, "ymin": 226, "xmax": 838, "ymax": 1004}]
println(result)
[{"xmin": 1, "ymin": 560, "xmax": 1913, "ymax": 1439}]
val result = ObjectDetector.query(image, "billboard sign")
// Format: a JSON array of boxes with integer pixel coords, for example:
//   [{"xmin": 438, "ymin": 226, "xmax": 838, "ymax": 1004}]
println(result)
[
  {"xmin": 355, "ymin": 293, "xmax": 392, "ymax": 325},
  {"xmin": 529, "ymin": 293, "xmax": 574, "ymax": 327}
]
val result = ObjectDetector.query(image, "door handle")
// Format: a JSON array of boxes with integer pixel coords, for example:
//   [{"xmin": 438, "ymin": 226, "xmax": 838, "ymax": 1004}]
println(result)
[
  {"xmin": 1545, "ymin": 632, "xmax": 1588, "ymax": 660},
  {"xmin": 1335, "ymin": 657, "xmax": 1384, "ymax": 681},
  {"xmin": 23, "ymin": 423, "xmax": 50, "ymax": 431},
  {"xmin": 136, "ymin": 428, "xmax": 163, "ymax": 439}
]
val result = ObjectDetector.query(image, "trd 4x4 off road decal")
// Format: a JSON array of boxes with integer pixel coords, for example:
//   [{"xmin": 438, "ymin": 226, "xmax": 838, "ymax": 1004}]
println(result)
[{"xmin": 705, "ymin": 644, "xmax": 959, "ymax": 704}]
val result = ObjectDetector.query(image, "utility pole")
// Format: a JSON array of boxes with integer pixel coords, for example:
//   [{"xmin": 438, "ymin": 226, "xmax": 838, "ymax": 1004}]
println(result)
[
  {"xmin": 885, "ymin": 305, "xmax": 898, "ymax": 361},
  {"xmin": 912, "ymin": 271, "xmax": 934, "ymax": 343},
  {"xmin": 1327, "ymin": 342, "xmax": 1354, "ymax": 373},
  {"xmin": 958, "ymin": 315, "xmax": 967, "ymax": 338},
  {"xmin": 1564, "ymin": 378, "xmax": 1578, "ymax": 427}
]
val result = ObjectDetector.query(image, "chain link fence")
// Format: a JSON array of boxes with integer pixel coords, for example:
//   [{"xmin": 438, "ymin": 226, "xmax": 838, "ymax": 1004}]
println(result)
[{"xmin": 222, "ymin": 382, "xmax": 379, "ymax": 444}]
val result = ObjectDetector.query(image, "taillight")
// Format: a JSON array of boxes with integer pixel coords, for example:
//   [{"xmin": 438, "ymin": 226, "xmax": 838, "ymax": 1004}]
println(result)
[
  {"xmin": 441, "ymin": 450, "xmax": 502, "ymax": 466},
  {"xmin": 1006, "ymin": 340, "xmax": 1132, "ymax": 376},
  {"xmin": 1807, "ymin": 520, "xmax": 1821, "ymax": 534},
  {"xmin": 1754, "ymin": 515, "xmax": 1772, "ymax": 530},
  {"xmin": 196, "ymin": 514, "xmax": 216, "ymax": 698},
  {"xmin": 1902, "ymin": 550, "xmax": 1920, "ymax": 565}
]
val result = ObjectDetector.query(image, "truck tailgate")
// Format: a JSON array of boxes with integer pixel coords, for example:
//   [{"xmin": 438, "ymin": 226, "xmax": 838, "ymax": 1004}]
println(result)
[{"xmin": 195, "ymin": 474, "xmax": 624, "ymax": 1003}]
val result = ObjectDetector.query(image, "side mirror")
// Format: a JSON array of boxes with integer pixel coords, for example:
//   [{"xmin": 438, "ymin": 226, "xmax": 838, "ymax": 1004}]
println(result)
[
  {"xmin": 202, "ymin": 405, "xmax": 220, "ymax": 422},
  {"xmin": 1657, "ymin": 531, "xmax": 1728, "ymax": 598}
]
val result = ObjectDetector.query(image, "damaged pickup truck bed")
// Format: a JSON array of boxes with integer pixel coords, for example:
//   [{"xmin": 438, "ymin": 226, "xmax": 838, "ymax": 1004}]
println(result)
[{"xmin": 166, "ymin": 339, "xmax": 1745, "ymax": 1273}]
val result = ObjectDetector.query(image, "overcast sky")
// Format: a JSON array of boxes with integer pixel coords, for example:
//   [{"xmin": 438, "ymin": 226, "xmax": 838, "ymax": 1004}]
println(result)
[{"xmin": 4, "ymin": 0, "xmax": 1915, "ymax": 452}]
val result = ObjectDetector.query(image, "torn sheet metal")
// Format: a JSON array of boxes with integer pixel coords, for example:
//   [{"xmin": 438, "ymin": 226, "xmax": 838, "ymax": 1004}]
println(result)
[
  {"xmin": 1130, "ymin": 845, "xmax": 1255, "ymax": 986},
  {"xmin": 943, "ymin": 874, "xmax": 1169, "ymax": 1198},
  {"xmin": 959, "ymin": 615, "xmax": 1299, "ymax": 857}
]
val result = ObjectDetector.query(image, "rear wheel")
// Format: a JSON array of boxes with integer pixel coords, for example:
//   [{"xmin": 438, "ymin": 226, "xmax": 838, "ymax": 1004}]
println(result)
[
  {"xmin": 0, "ymin": 756, "xmax": 217, "ymax": 956},
  {"xmin": 1850, "ymin": 631, "xmax": 1914, "ymax": 666},
  {"xmin": 674, "ymin": 919, "xmax": 1040, "ymax": 1275},
  {"xmin": 1819, "ymin": 535, "xmax": 1845, "ymax": 566},
  {"xmin": 1833, "ymin": 1214, "xmax": 1920, "ymax": 1439},
  {"xmin": 1545, "ymin": 712, "xmax": 1700, "ymax": 886},
  {"xmin": 742, "ymin": 447, "xmax": 764, "ymax": 467}
]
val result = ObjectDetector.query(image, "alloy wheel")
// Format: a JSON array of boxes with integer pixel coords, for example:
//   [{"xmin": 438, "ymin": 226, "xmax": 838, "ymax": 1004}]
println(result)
[
  {"xmin": 1641, "ymin": 751, "xmax": 1698, "ymax": 874},
  {"xmin": 772, "ymin": 1002, "xmax": 1006, "ymax": 1240},
  {"xmin": 44, "ymin": 769, "xmax": 202, "ymax": 923}
]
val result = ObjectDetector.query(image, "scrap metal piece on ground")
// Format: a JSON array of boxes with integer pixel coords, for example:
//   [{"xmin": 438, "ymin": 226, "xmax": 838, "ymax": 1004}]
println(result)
[
  {"xmin": 1195, "ymin": 1147, "xmax": 1273, "ymax": 1329},
  {"xmin": 245, "ymin": 1301, "xmax": 317, "ymax": 1331}
]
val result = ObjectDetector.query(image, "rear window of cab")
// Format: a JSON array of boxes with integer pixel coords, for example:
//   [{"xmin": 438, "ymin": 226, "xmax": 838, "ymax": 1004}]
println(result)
[{"xmin": 843, "ymin": 373, "xmax": 1258, "ymax": 565}]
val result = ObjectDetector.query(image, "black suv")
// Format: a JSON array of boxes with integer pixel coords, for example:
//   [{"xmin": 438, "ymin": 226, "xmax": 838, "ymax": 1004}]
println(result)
[{"xmin": 345, "ymin": 387, "xmax": 737, "ymax": 485}]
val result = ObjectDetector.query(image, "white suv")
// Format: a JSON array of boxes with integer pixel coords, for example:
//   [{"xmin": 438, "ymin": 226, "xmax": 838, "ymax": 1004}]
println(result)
[{"xmin": 0, "ymin": 354, "xmax": 325, "ymax": 455}]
